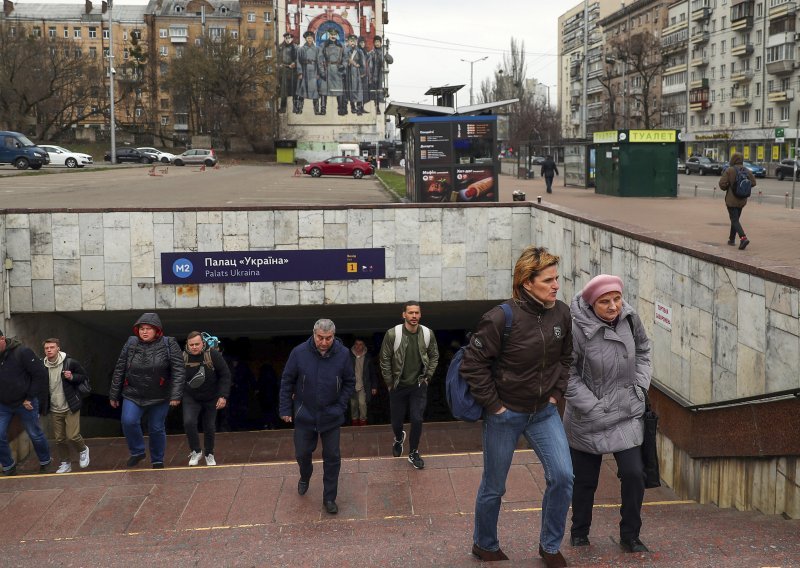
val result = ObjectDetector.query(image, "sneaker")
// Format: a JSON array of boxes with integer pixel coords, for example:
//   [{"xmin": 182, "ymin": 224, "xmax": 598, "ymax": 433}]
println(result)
[
  {"xmin": 392, "ymin": 431, "xmax": 406, "ymax": 458},
  {"xmin": 204, "ymin": 453, "xmax": 216, "ymax": 466},
  {"xmin": 2, "ymin": 464, "xmax": 17, "ymax": 476},
  {"xmin": 188, "ymin": 450, "xmax": 203, "ymax": 466},
  {"xmin": 739, "ymin": 238, "xmax": 750, "ymax": 250},
  {"xmin": 56, "ymin": 461, "xmax": 72, "ymax": 474},
  {"xmin": 79, "ymin": 446, "xmax": 90, "ymax": 469},
  {"xmin": 126, "ymin": 453, "xmax": 146, "ymax": 467},
  {"xmin": 152, "ymin": 462, "xmax": 164, "ymax": 469},
  {"xmin": 408, "ymin": 450, "xmax": 425, "ymax": 469}
]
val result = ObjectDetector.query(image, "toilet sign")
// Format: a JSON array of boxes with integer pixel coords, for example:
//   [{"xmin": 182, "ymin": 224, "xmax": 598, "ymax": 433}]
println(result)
[{"xmin": 655, "ymin": 300, "xmax": 672, "ymax": 331}]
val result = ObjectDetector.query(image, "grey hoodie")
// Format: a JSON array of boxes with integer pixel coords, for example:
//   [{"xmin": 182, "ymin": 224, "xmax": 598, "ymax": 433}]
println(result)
[{"xmin": 563, "ymin": 294, "xmax": 652, "ymax": 455}]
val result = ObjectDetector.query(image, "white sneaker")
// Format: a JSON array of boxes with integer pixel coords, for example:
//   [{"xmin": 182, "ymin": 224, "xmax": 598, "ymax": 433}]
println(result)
[
  {"xmin": 204, "ymin": 453, "xmax": 216, "ymax": 466},
  {"xmin": 79, "ymin": 446, "xmax": 90, "ymax": 469},
  {"xmin": 188, "ymin": 450, "xmax": 203, "ymax": 466},
  {"xmin": 56, "ymin": 461, "xmax": 72, "ymax": 474}
]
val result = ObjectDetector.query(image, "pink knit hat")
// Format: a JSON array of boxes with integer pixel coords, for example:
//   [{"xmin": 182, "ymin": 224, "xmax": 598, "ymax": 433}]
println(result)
[{"xmin": 581, "ymin": 274, "xmax": 624, "ymax": 305}]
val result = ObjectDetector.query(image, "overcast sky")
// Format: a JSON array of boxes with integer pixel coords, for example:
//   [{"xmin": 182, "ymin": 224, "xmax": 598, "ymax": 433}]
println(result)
[{"xmin": 13, "ymin": 0, "xmax": 569, "ymax": 106}]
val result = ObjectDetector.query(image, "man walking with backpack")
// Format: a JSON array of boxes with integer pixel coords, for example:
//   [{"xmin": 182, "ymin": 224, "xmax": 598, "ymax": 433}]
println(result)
[
  {"xmin": 379, "ymin": 301, "xmax": 439, "ymax": 469},
  {"xmin": 718, "ymin": 152, "xmax": 756, "ymax": 250}
]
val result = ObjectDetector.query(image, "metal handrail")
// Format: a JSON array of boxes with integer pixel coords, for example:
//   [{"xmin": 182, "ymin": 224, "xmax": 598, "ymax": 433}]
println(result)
[{"xmin": 655, "ymin": 381, "xmax": 800, "ymax": 411}]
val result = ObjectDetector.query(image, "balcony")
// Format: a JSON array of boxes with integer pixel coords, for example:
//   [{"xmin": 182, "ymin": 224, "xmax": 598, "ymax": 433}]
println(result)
[
  {"xmin": 730, "ymin": 95, "xmax": 752, "ymax": 107},
  {"xmin": 731, "ymin": 69, "xmax": 755, "ymax": 82},
  {"xmin": 663, "ymin": 81, "xmax": 688, "ymax": 95},
  {"xmin": 731, "ymin": 15, "xmax": 754, "ymax": 30},
  {"xmin": 691, "ymin": 30, "xmax": 710, "ymax": 44},
  {"xmin": 689, "ymin": 77, "xmax": 710, "ymax": 89},
  {"xmin": 173, "ymin": 123, "xmax": 189, "ymax": 131},
  {"xmin": 768, "ymin": 88, "xmax": 795, "ymax": 102},
  {"xmin": 689, "ymin": 100, "xmax": 711, "ymax": 111},
  {"xmin": 664, "ymin": 63, "xmax": 689, "ymax": 76},
  {"xmin": 768, "ymin": 0, "xmax": 797, "ymax": 20},
  {"xmin": 731, "ymin": 42, "xmax": 754, "ymax": 56},
  {"xmin": 767, "ymin": 59, "xmax": 796, "ymax": 74},
  {"xmin": 691, "ymin": 6, "xmax": 712, "ymax": 21},
  {"xmin": 690, "ymin": 56, "xmax": 709, "ymax": 66}
]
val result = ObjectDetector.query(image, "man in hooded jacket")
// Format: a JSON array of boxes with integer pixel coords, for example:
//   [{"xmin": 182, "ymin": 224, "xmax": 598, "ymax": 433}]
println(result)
[{"xmin": 110, "ymin": 313, "xmax": 185, "ymax": 469}]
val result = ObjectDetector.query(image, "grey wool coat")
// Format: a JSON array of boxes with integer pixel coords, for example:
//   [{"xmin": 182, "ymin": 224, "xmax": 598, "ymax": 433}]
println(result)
[{"xmin": 563, "ymin": 294, "xmax": 652, "ymax": 455}]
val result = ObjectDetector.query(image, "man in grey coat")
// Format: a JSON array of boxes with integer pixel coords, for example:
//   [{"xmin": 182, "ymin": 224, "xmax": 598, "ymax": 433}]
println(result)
[{"xmin": 295, "ymin": 30, "xmax": 320, "ymax": 115}]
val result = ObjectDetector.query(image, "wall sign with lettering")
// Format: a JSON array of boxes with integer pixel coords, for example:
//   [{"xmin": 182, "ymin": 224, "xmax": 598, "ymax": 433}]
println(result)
[{"xmin": 161, "ymin": 248, "xmax": 385, "ymax": 284}]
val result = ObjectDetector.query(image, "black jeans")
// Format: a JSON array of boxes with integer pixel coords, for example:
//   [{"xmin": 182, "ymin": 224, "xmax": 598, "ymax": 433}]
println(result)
[
  {"xmin": 727, "ymin": 206, "xmax": 746, "ymax": 241},
  {"xmin": 389, "ymin": 383, "xmax": 428, "ymax": 452},
  {"xmin": 570, "ymin": 446, "xmax": 645, "ymax": 540},
  {"xmin": 545, "ymin": 175, "xmax": 555, "ymax": 193},
  {"xmin": 294, "ymin": 426, "xmax": 341, "ymax": 503},
  {"xmin": 183, "ymin": 396, "xmax": 218, "ymax": 455}
]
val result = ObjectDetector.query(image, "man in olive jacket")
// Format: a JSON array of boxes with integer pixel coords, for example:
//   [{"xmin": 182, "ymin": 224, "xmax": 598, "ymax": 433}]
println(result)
[
  {"xmin": 379, "ymin": 301, "xmax": 439, "ymax": 470},
  {"xmin": 718, "ymin": 152, "xmax": 756, "ymax": 250}
]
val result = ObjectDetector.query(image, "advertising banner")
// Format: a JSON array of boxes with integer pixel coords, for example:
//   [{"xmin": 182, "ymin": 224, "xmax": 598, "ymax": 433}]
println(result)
[
  {"xmin": 162, "ymin": 248, "xmax": 385, "ymax": 284},
  {"xmin": 418, "ymin": 123, "xmax": 452, "ymax": 165},
  {"xmin": 420, "ymin": 169, "xmax": 454, "ymax": 202},
  {"xmin": 454, "ymin": 167, "xmax": 495, "ymax": 202}
]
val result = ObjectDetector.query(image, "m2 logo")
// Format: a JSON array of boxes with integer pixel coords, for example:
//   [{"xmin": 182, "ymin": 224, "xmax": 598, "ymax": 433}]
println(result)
[{"xmin": 172, "ymin": 258, "xmax": 193, "ymax": 279}]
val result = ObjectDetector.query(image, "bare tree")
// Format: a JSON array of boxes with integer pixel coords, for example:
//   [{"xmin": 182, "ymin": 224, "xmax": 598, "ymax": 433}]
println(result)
[{"xmin": 607, "ymin": 32, "xmax": 664, "ymax": 129}]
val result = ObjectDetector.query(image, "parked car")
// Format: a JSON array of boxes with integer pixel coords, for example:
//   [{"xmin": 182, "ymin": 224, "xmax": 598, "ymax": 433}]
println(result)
[
  {"xmin": 677, "ymin": 159, "xmax": 687, "ymax": 174},
  {"xmin": 685, "ymin": 156, "xmax": 724, "ymax": 176},
  {"xmin": 0, "ymin": 130, "xmax": 50, "ymax": 170},
  {"xmin": 137, "ymin": 147, "xmax": 175, "ymax": 164},
  {"xmin": 742, "ymin": 161, "xmax": 766, "ymax": 178},
  {"xmin": 302, "ymin": 156, "xmax": 374, "ymax": 179},
  {"xmin": 39, "ymin": 144, "xmax": 93, "ymax": 168},
  {"xmin": 172, "ymin": 149, "xmax": 217, "ymax": 167},
  {"xmin": 775, "ymin": 158, "xmax": 800, "ymax": 181},
  {"xmin": 104, "ymin": 148, "xmax": 158, "ymax": 163}
]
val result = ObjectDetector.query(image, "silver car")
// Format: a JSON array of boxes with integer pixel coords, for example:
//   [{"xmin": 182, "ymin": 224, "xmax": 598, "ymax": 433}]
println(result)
[{"xmin": 173, "ymin": 149, "xmax": 218, "ymax": 167}]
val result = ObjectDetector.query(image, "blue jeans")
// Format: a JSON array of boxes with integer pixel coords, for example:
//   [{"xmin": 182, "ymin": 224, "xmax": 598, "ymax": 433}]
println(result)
[
  {"xmin": 121, "ymin": 399, "xmax": 170, "ymax": 464},
  {"xmin": 474, "ymin": 404, "xmax": 573, "ymax": 554},
  {"xmin": 0, "ymin": 399, "xmax": 51, "ymax": 470}
]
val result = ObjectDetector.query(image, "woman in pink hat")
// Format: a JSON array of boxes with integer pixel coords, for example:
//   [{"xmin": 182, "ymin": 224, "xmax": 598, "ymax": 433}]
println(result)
[{"xmin": 563, "ymin": 274, "xmax": 653, "ymax": 554}]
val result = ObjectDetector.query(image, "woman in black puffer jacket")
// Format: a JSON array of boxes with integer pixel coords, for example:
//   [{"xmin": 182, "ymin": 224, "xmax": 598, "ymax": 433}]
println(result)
[{"xmin": 110, "ymin": 313, "xmax": 185, "ymax": 468}]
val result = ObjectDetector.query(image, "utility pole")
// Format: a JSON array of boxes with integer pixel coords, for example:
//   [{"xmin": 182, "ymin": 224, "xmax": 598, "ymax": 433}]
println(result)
[
  {"xmin": 461, "ymin": 56, "xmax": 488, "ymax": 105},
  {"xmin": 581, "ymin": 0, "xmax": 589, "ymax": 139},
  {"xmin": 107, "ymin": 0, "xmax": 116, "ymax": 164},
  {"xmin": 792, "ymin": 110, "xmax": 799, "ymax": 209}
]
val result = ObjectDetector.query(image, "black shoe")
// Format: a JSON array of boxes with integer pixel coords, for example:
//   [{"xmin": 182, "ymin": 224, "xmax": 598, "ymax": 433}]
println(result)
[
  {"xmin": 538, "ymin": 544, "xmax": 567, "ymax": 568},
  {"xmin": 408, "ymin": 450, "xmax": 425, "ymax": 469},
  {"xmin": 39, "ymin": 459, "xmax": 53, "ymax": 474},
  {"xmin": 471, "ymin": 543, "xmax": 509, "ymax": 561},
  {"xmin": 152, "ymin": 462, "xmax": 164, "ymax": 469},
  {"xmin": 324, "ymin": 500, "xmax": 338, "ymax": 514},
  {"xmin": 739, "ymin": 238, "xmax": 750, "ymax": 250},
  {"xmin": 297, "ymin": 479, "xmax": 309, "ymax": 495},
  {"xmin": 727, "ymin": 239, "xmax": 736, "ymax": 246},
  {"xmin": 2, "ymin": 464, "xmax": 17, "ymax": 476},
  {"xmin": 570, "ymin": 535, "xmax": 590, "ymax": 547},
  {"xmin": 392, "ymin": 431, "xmax": 406, "ymax": 457},
  {"xmin": 126, "ymin": 454, "xmax": 146, "ymax": 467},
  {"xmin": 620, "ymin": 537, "xmax": 649, "ymax": 553}
]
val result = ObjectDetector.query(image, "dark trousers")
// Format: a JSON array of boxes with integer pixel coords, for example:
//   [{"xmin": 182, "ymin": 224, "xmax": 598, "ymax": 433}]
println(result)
[
  {"xmin": 545, "ymin": 175, "xmax": 555, "ymax": 193},
  {"xmin": 294, "ymin": 426, "xmax": 341, "ymax": 503},
  {"xmin": 183, "ymin": 396, "xmax": 218, "ymax": 455},
  {"xmin": 570, "ymin": 446, "xmax": 645, "ymax": 540},
  {"xmin": 727, "ymin": 206, "xmax": 746, "ymax": 240},
  {"xmin": 389, "ymin": 383, "xmax": 428, "ymax": 452}
]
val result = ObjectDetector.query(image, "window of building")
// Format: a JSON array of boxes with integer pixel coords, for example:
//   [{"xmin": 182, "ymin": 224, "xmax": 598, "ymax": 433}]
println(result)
[
  {"xmin": 781, "ymin": 77, "xmax": 790, "ymax": 90},
  {"xmin": 122, "ymin": 49, "xmax": 128, "ymax": 60},
  {"xmin": 247, "ymin": 29, "xmax": 256, "ymax": 40},
  {"xmin": 756, "ymin": 2, "xmax": 763, "ymax": 17},
  {"xmin": 175, "ymin": 5, "xmax": 184, "ymax": 13},
  {"xmin": 135, "ymin": 107, "xmax": 143, "ymax": 118},
  {"xmin": 63, "ymin": 27, "xmax": 69, "ymax": 38},
  {"xmin": 132, "ymin": 29, "xmax": 141, "ymax": 40},
  {"xmin": 32, "ymin": 26, "xmax": 41, "ymax": 37},
  {"xmin": 690, "ymin": 115, "xmax": 695, "ymax": 126},
  {"xmin": 721, "ymin": 64, "xmax": 726, "ymax": 78},
  {"xmin": 711, "ymin": 43, "xmax": 716, "ymax": 56},
  {"xmin": 755, "ymin": 56, "xmax": 761, "ymax": 70},
  {"xmin": 248, "ymin": 47, "xmax": 256, "ymax": 57},
  {"xmin": 160, "ymin": 62, "xmax": 168, "ymax": 76},
  {"xmin": 103, "ymin": 47, "xmax": 109, "ymax": 57},
  {"xmin": 161, "ymin": 116, "xmax": 169, "ymax": 126},
  {"xmin": 264, "ymin": 11, "xmax": 271, "ymax": 22},
  {"xmin": 756, "ymin": 30, "xmax": 762, "ymax": 44},
  {"xmin": 74, "ymin": 48, "xmax": 82, "ymax": 58},
  {"xmin": 89, "ymin": 46, "xmax": 97, "ymax": 58},
  {"xmin": 781, "ymin": 106, "xmax": 790, "ymax": 121},
  {"xmin": 247, "ymin": 12, "xmax": 256, "ymax": 22},
  {"xmin": 160, "ymin": 29, "xmax": 168, "ymax": 38},
  {"xmin": 123, "ymin": 31, "xmax": 128, "ymax": 40},
  {"xmin": 721, "ymin": 16, "xmax": 726, "ymax": 28},
  {"xmin": 160, "ymin": 46, "xmax": 168, "ymax": 56},
  {"xmin": 175, "ymin": 46, "xmax": 184, "ymax": 58},
  {"xmin": 741, "ymin": 110, "xmax": 749, "ymax": 123},
  {"xmin": 756, "ymin": 82, "xmax": 761, "ymax": 95},
  {"xmin": 48, "ymin": 26, "xmax": 56, "ymax": 38},
  {"xmin": 767, "ymin": 79, "xmax": 774, "ymax": 92},
  {"xmin": 720, "ymin": 112, "xmax": 725, "ymax": 125},
  {"xmin": 755, "ymin": 109, "xmax": 761, "ymax": 123},
  {"xmin": 265, "ymin": 47, "xmax": 273, "ymax": 58},
  {"xmin": 721, "ymin": 40, "xmax": 726, "ymax": 53},
  {"xmin": 103, "ymin": 29, "xmax": 109, "ymax": 40},
  {"xmin": 730, "ymin": 112, "xmax": 735, "ymax": 125},
  {"xmin": 160, "ymin": 98, "xmax": 170, "ymax": 110},
  {"xmin": 89, "ymin": 27, "xmax": 97, "ymax": 38},
  {"xmin": 74, "ymin": 27, "xmax": 82, "ymax": 38},
  {"xmin": 767, "ymin": 107, "xmax": 773, "ymax": 122},
  {"xmin": 231, "ymin": 30, "xmax": 239, "ymax": 39},
  {"xmin": 710, "ymin": 114, "xmax": 715, "ymax": 125}
]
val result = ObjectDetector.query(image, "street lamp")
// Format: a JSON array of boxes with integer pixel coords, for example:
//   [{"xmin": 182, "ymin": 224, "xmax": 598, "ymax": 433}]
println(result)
[
  {"xmin": 461, "ymin": 56, "xmax": 488, "ymax": 105},
  {"xmin": 107, "ymin": 0, "xmax": 116, "ymax": 164}
]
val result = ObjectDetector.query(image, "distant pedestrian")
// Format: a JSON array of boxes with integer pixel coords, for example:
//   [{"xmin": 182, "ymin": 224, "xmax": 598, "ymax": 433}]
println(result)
[
  {"xmin": 0, "ymin": 329, "xmax": 51, "ymax": 476},
  {"xmin": 565, "ymin": 275, "xmax": 652, "ymax": 553},
  {"xmin": 109, "ymin": 313, "xmax": 185, "ymax": 469},
  {"xmin": 541, "ymin": 156, "xmax": 559, "ymax": 194},
  {"xmin": 349, "ymin": 339, "xmax": 376, "ymax": 426},
  {"xmin": 718, "ymin": 152, "xmax": 755, "ymax": 250},
  {"xmin": 42, "ymin": 338, "xmax": 90, "ymax": 473},
  {"xmin": 280, "ymin": 319, "xmax": 355, "ymax": 515},
  {"xmin": 460, "ymin": 246, "xmax": 573, "ymax": 566},
  {"xmin": 379, "ymin": 301, "xmax": 439, "ymax": 470},
  {"xmin": 183, "ymin": 331, "xmax": 231, "ymax": 467}
]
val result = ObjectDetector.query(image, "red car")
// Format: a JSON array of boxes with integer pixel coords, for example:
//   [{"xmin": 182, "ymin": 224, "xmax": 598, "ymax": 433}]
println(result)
[{"xmin": 302, "ymin": 156, "xmax": 374, "ymax": 179}]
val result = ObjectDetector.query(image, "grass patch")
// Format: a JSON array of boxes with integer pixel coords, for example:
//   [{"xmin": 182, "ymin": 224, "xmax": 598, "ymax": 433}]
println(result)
[{"xmin": 375, "ymin": 169, "xmax": 407, "ymax": 198}]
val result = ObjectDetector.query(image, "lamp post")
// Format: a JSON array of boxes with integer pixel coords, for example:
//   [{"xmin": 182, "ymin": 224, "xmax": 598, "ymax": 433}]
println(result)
[
  {"xmin": 107, "ymin": 0, "xmax": 116, "ymax": 164},
  {"xmin": 461, "ymin": 56, "xmax": 488, "ymax": 105}
]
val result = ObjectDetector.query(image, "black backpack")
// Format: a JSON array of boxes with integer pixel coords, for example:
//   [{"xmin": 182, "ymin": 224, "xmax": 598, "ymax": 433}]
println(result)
[{"xmin": 733, "ymin": 166, "xmax": 752, "ymax": 198}]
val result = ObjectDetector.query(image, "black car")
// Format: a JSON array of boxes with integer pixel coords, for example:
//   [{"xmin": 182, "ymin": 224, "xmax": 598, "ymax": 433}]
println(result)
[
  {"xmin": 775, "ymin": 158, "xmax": 800, "ymax": 181},
  {"xmin": 685, "ymin": 156, "xmax": 724, "ymax": 176},
  {"xmin": 103, "ymin": 148, "xmax": 157, "ymax": 164}
]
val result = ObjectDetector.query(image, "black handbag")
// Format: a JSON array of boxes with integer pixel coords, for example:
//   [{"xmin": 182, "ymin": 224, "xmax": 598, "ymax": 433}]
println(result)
[{"xmin": 640, "ymin": 387, "xmax": 661, "ymax": 489}]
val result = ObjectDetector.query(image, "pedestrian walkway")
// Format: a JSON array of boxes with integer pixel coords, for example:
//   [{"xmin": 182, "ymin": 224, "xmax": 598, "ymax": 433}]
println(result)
[
  {"xmin": 499, "ymin": 175, "xmax": 800, "ymax": 280},
  {"xmin": 1, "ymin": 423, "xmax": 798, "ymax": 566}
]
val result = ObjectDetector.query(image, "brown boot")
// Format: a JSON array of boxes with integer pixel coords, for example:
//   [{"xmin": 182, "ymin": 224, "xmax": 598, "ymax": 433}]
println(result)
[
  {"xmin": 359, "ymin": 419, "xmax": 367, "ymax": 426},
  {"xmin": 471, "ymin": 544, "xmax": 508, "ymax": 562},
  {"xmin": 538, "ymin": 544, "xmax": 567, "ymax": 567}
]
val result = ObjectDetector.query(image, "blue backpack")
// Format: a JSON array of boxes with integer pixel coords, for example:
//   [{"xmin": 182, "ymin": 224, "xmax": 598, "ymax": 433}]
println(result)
[
  {"xmin": 446, "ymin": 303, "xmax": 513, "ymax": 422},
  {"xmin": 733, "ymin": 166, "xmax": 752, "ymax": 198}
]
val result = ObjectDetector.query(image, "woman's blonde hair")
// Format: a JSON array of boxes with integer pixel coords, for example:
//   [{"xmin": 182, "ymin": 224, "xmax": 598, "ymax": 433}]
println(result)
[{"xmin": 512, "ymin": 246, "xmax": 560, "ymax": 300}]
